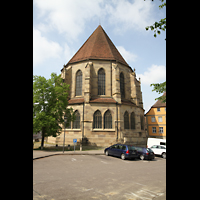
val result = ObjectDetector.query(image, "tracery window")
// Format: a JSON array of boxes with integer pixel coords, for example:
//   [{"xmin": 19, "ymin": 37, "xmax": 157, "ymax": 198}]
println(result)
[
  {"xmin": 98, "ymin": 68, "xmax": 105, "ymax": 95},
  {"xmin": 120, "ymin": 72, "xmax": 125, "ymax": 98},
  {"xmin": 131, "ymin": 112, "xmax": 135, "ymax": 129},
  {"xmin": 75, "ymin": 70, "xmax": 82, "ymax": 96},
  {"xmin": 124, "ymin": 111, "xmax": 129, "ymax": 129},
  {"xmin": 104, "ymin": 110, "xmax": 112, "ymax": 129},
  {"xmin": 73, "ymin": 110, "xmax": 80, "ymax": 129},
  {"xmin": 140, "ymin": 115, "xmax": 144, "ymax": 130},
  {"xmin": 93, "ymin": 110, "xmax": 102, "ymax": 129}
]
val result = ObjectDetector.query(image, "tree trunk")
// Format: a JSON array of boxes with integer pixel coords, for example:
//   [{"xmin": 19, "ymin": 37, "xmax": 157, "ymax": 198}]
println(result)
[{"xmin": 41, "ymin": 127, "xmax": 45, "ymax": 150}]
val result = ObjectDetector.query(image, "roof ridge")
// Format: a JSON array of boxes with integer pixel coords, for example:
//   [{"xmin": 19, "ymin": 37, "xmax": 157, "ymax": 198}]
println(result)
[{"xmin": 65, "ymin": 25, "xmax": 130, "ymax": 68}]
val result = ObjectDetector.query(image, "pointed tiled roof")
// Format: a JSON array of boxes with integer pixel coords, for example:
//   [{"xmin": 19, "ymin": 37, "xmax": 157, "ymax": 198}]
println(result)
[
  {"xmin": 152, "ymin": 92, "xmax": 166, "ymax": 108},
  {"xmin": 66, "ymin": 25, "xmax": 130, "ymax": 67}
]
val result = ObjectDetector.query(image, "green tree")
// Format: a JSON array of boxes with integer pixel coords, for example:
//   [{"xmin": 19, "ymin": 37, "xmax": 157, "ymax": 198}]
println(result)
[
  {"xmin": 145, "ymin": 0, "xmax": 166, "ymax": 39},
  {"xmin": 33, "ymin": 73, "xmax": 74, "ymax": 149},
  {"xmin": 145, "ymin": 0, "xmax": 166, "ymax": 102}
]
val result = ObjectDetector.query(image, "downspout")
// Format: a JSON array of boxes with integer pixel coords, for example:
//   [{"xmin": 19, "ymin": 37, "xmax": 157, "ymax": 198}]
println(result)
[
  {"xmin": 80, "ymin": 101, "xmax": 84, "ymax": 151},
  {"xmin": 116, "ymin": 102, "xmax": 118, "ymax": 142},
  {"xmin": 82, "ymin": 102, "xmax": 85, "ymax": 139}
]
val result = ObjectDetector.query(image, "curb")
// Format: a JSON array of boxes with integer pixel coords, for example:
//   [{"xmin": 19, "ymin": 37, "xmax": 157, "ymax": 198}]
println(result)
[{"xmin": 33, "ymin": 152, "xmax": 104, "ymax": 160}]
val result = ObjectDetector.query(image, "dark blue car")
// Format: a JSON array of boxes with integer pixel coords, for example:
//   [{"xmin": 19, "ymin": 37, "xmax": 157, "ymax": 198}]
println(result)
[
  {"xmin": 104, "ymin": 144, "xmax": 138, "ymax": 160},
  {"xmin": 134, "ymin": 146, "xmax": 155, "ymax": 160}
]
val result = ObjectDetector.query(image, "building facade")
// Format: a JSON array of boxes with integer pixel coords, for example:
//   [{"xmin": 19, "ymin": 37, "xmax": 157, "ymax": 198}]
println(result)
[
  {"xmin": 48, "ymin": 25, "xmax": 147, "ymax": 147},
  {"xmin": 145, "ymin": 93, "xmax": 166, "ymax": 139}
]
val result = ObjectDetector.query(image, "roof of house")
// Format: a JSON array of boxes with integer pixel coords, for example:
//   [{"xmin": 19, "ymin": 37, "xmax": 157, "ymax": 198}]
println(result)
[
  {"xmin": 145, "ymin": 92, "xmax": 166, "ymax": 115},
  {"xmin": 151, "ymin": 92, "xmax": 166, "ymax": 108},
  {"xmin": 65, "ymin": 25, "xmax": 130, "ymax": 68}
]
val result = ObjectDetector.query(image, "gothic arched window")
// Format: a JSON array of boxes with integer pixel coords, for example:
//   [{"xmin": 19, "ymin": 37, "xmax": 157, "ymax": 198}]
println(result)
[
  {"xmin": 93, "ymin": 110, "xmax": 102, "ymax": 129},
  {"xmin": 124, "ymin": 111, "xmax": 129, "ymax": 129},
  {"xmin": 75, "ymin": 70, "xmax": 82, "ymax": 96},
  {"xmin": 140, "ymin": 115, "xmax": 144, "ymax": 130},
  {"xmin": 98, "ymin": 68, "xmax": 105, "ymax": 95},
  {"xmin": 104, "ymin": 110, "xmax": 112, "ymax": 129},
  {"xmin": 73, "ymin": 110, "xmax": 80, "ymax": 129},
  {"xmin": 120, "ymin": 72, "xmax": 125, "ymax": 98},
  {"xmin": 131, "ymin": 112, "xmax": 135, "ymax": 129}
]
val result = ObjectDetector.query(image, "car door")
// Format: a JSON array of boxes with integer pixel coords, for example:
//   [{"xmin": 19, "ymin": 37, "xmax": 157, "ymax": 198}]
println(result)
[
  {"xmin": 150, "ymin": 145, "xmax": 159, "ymax": 155},
  {"xmin": 109, "ymin": 145, "xmax": 116, "ymax": 156},
  {"xmin": 115, "ymin": 144, "xmax": 123, "ymax": 157}
]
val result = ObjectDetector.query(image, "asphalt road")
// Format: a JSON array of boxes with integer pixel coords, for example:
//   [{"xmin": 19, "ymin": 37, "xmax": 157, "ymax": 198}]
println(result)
[{"xmin": 33, "ymin": 155, "xmax": 166, "ymax": 200}]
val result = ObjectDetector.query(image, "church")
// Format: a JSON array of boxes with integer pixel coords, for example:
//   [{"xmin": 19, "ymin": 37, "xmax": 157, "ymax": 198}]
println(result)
[{"xmin": 48, "ymin": 25, "xmax": 146, "ymax": 147}]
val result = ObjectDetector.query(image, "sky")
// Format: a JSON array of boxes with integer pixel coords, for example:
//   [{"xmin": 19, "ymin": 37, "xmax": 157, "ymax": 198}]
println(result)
[{"xmin": 33, "ymin": 0, "xmax": 166, "ymax": 114}]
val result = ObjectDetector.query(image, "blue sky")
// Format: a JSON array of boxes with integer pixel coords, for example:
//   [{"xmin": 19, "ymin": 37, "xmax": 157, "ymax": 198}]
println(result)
[{"xmin": 33, "ymin": 0, "xmax": 166, "ymax": 113}]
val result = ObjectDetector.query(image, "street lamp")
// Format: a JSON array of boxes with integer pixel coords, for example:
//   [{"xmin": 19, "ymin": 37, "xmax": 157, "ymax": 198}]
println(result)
[{"xmin": 63, "ymin": 116, "xmax": 67, "ymax": 153}]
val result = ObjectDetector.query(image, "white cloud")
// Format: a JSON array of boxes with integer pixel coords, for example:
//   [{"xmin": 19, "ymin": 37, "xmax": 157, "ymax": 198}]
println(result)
[
  {"xmin": 33, "ymin": 0, "xmax": 155, "ymax": 40},
  {"xmin": 137, "ymin": 64, "xmax": 166, "ymax": 85},
  {"xmin": 105, "ymin": 0, "xmax": 155, "ymax": 33},
  {"xmin": 117, "ymin": 46, "xmax": 137, "ymax": 63},
  {"xmin": 33, "ymin": 0, "xmax": 103, "ymax": 40},
  {"xmin": 33, "ymin": 27, "xmax": 63, "ymax": 67}
]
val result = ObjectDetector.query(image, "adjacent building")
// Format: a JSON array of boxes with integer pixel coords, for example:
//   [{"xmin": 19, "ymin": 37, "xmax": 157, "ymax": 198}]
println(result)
[
  {"xmin": 145, "ymin": 92, "xmax": 166, "ymax": 139},
  {"xmin": 48, "ymin": 25, "xmax": 147, "ymax": 147}
]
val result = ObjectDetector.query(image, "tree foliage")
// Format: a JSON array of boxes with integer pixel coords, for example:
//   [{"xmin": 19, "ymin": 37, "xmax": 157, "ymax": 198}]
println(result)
[
  {"xmin": 150, "ymin": 81, "xmax": 166, "ymax": 103},
  {"xmin": 33, "ymin": 73, "xmax": 74, "ymax": 148},
  {"xmin": 145, "ymin": 0, "xmax": 166, "ymax": 38},
  {"xmin": 144, "ymin": 0, "xmax": 166, "ymax": 103}
]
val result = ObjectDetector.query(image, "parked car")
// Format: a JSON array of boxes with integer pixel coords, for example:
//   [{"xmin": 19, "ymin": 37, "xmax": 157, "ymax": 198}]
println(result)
[
  {"xmin": 104, "ymin": 144, "xmax": 138, "ymax": 160},
  {"xmin": 150, "ymin": 145, "xmax": 166, "ymax": 158},
  {"xmin": 134, "ymin": 146, "xmax": 155, "ymax": 160}
]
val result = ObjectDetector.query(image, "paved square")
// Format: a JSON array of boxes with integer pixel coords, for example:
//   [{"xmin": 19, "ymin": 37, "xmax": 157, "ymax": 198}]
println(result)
[{"xmin": 33, "ymin": 155, "xmax": 166, "ymax": 200}]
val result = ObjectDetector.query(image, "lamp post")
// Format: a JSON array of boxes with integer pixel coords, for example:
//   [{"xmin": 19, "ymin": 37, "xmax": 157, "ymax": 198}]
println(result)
[{"xmin": 63, "ymin": 116, "xmax": 67, "ymax": 153}]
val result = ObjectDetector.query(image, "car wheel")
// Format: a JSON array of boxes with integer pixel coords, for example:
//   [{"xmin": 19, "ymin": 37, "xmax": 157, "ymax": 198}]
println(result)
[
  {"xmin": 162, "ymin": 152, "xmax": 166, "ymax": 159},
  {"xmin": 105, "ymin": 150, "xmax": 109, "ymax": 156},
  {"xmin": 121, "ymin": 153, "xmax": 126, "ymax": 160},
  {"xmin": 140, "ymin": 155, "xmax": 144, "ymax": 160}
]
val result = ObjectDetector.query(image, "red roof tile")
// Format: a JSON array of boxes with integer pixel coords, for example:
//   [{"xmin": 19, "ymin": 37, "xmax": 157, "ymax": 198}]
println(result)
[
  {"xmin": 90, "ymin": 97, "xmax": 117, "ymax": 104},
  {"xmin": 121, "ymin": 99, "xmax": 136, "ymax": 106},
  {"xmin": 152, "ymin": 92, "xmax": 166, "ymax": 108},
  {"xmin": 66, "ymin": 25, "xmax": 130, "ymax": 67},
  {"xmin": 68, "ymin": 98, "xmax": 84, "ymax": 105}
]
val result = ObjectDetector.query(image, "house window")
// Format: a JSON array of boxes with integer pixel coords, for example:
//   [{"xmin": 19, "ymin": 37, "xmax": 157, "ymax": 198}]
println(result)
[
  {"xmin": 151, "ymin": 117, "xmax": 155, "ymax": 122},
  {"xmin": 157, "ymin": 108, "xmax": 160, "ymax": 112},
  {"xmin": 131, "ymin": 112, "xmax": 135, "ymax": 129},
  {"xmin": 159, "ymin": 127, "xmax": 163, "ymax": 133},
  {"xmin": 75, "ymin": 70, "xmax": 82, "ymax": 96},
  {"xmin": 98, "ymin": 68, "xmax": 105, "ymax": 95},
  {"xmin": 158, "ymin": 117, "xmax": 163, "ymax": 122},
  {"xmin": 124, "ymin": 111, "xmax": 129, "ymax": 129},
  {"xmin": 104, "ymin": 110, "xmax": 112, "ymax": 129},
  {"xmin": 73, "ymin": 110, "xmax": 80, "ymax": 129},
  {"xmin": 120, "ymin": 72, "xmax": 125, "ymax": 98},
  {"xmin": 93, "ymin": 110, "xmax": 102, "ymax": 129},
  {"xmin": 152, "ymin": 127, "xmax": 156, "ymax": 133}
]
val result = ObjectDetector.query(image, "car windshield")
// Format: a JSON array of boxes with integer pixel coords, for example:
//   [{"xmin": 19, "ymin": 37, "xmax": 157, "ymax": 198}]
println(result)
[
  {"xmin": 128, "ymin": 145, "xmax": 136, "ymax": 150},
  {"xmin": 147, "ymin": 148, "xmax": 153, "ymax": 152}
]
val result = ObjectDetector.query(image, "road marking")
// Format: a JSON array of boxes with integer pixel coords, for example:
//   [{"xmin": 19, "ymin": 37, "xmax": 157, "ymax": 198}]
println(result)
[
  {"xmin": 84, "ymin": 188, "xmax": 93, "ymax": 191},
  {"xmin": 71, "ymin": 158, "xmax": 76, "ymax": 162},
  {"xmin": 125, "ymin": 192, "xmax": 151, "ymax": 200},
  {"xmin": 135, "ymin": 182, "xmax": 146, "ymax": 186},
  {"xmin": 101, "ymin": 161, "xmax": 108, "ymax": 164}
]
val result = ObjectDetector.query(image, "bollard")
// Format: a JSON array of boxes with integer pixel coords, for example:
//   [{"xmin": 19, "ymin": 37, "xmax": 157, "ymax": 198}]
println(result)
[{"xmin": 80, "ymin": 144, "xmax": 82, "ymax": 151}]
